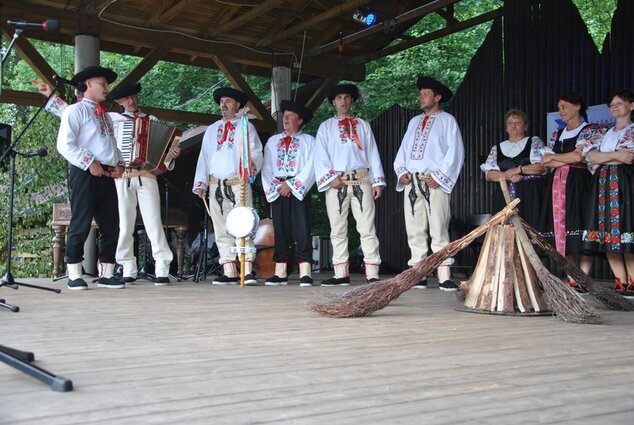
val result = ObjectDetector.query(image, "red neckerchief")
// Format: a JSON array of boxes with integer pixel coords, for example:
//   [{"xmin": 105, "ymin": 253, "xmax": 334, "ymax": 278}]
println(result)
[
  {"xmin": 420, "ymin": 114, "xmax": 429, "ymax": 131},
  {"xmin": 219, "ymin": 121, "xmax": 235, "ymax": 145},
  {"xmin": 281, "ymin": 134, "xmax": 292, "ymax": 152},
  {"xmin": 95, "ymin": 103, "xmax": 106, "ymax": 124},
  {"xmin": 338, "ymin": 117, "xmax": 362, "ymax": 150}
]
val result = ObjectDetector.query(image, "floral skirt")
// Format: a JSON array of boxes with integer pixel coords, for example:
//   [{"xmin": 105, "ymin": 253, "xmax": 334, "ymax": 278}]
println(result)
[{"xmin": 582, "ymin": 164, "xmax": 634, "ymax": 254}]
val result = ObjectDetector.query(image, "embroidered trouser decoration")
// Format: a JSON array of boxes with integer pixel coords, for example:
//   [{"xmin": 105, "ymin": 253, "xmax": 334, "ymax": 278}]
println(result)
[
  {"xmin": 352, "ymin": 185, "xmax": 363, "ymax": 213},
  {"xmin": 214, "ymin": 180, "xmax": 237, "ymax": 215},
  {"xmin": 408, "ymin": 180, "xmax": 418, "ymax": 216},
  {"xmin": 337, "ymin": 185, "xmax": 348, "ymax": 215},
  {"xmin": 415, "ymin": 173, "xmax": 431, "ymax": 215}
]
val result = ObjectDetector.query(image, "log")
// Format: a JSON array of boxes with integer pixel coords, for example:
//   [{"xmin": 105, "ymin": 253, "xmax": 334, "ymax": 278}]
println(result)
[{"xmin": 497, "ymin": 225, "xmax": 516, "ymax": 313}]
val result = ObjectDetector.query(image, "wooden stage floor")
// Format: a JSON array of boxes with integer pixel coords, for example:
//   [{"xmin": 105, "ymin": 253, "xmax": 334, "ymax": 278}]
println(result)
[{"xmin": 1, "ymin": 275, "xmax": 633, "ymax": 425}]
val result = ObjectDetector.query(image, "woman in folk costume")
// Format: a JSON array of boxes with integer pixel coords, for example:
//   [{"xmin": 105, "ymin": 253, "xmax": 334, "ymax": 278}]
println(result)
[
  {"xmin": 314, "ymin": 84, "xmax": 386, "ymax": 285},
  {"xmin": 582, "ymin": 89, "xmax": 634, "ymax": 298},
  {"xmin": 261, "ymin": 100, "xmax": 316, "ymax": 286},
  {"xmin": 393, "ymin": 76, "xmax": 464, "ymax": 291},
  {"xmin": 480, "ymin": 108, "xmax": 546, "ymax": 231},
  {"xmin": 193, "ymin": 87, "xmax": 263, "ymax": 285},
  {"xmin": 539, "ymin": 92, "xmax": 603, "ymax": 293}
]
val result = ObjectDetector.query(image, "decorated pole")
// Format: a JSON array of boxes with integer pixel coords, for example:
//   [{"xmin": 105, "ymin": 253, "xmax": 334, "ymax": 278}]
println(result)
[{"xmin": 237, "ymin": 108, "xmax": 256, "ymax": 287}]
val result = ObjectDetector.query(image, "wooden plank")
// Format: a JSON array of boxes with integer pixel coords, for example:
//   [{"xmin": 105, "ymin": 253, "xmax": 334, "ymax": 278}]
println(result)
[
  {"xmin": 475, "ymin": 224, "xmax": 502, "ymax": 311},
  {"xmin": 209, "ymin": 0, "xmax": 288, "ymax": 37},
  {"xmin": 305, "ymin": 76, "xmax": 339, "ymax": 111},
  {"xmin": 463, "ymin": 228, "xmax": 494, "ymax": 308},
  {"xmin": 1, "ymin": 276, "xmax": 633, "ymax": 424},
  {"xmin": 146, "ymin": 0, "xmax": 192, "ymax": 27},
  {"xmin": 266, "ymin": 0, "xmax": 371, "ymax": 46},
  {"xmin": 497, "ymin": 225, "xmax": 516, "ymax": 313},
  {"xmin": 512, "ymin": 242, "xmax": 531, "ymax": 313}
]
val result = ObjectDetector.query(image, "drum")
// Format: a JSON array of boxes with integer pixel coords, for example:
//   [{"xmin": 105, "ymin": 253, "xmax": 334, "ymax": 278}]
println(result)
[{"xmin": 225, "ymin": 206, "xmax": 260, "ymax": 238}]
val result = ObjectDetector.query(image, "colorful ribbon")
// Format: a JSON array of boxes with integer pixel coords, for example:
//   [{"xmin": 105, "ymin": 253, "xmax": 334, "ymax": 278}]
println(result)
[{"xmin": 338, "ymin": 117, "xmax": 362, "ymax": 150}]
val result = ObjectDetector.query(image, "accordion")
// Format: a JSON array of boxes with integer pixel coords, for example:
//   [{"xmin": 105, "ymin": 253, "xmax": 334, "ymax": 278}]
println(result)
[{"xmin": 116, "ymin": 118, "xmax": 182, "ymax": 175}]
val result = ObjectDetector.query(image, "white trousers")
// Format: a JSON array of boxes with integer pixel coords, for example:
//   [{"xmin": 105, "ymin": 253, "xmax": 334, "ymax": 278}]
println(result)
[
  {"xmin": 404, "ymin": 181, "xmax": 453, "ymax": 267},
  {"xmin": 325, "ymin": 183, "xmax": 381, "ymax": 265},
  {"xmin": 208, "ymin": 181, "xmax": 255, "ymax": 264},
  {"xmin": 115, "ymin": 176, "xmax": 173, "ymax": 277}
]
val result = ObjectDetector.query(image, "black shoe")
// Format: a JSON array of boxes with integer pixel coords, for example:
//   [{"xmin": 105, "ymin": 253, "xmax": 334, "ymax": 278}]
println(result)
[
  {"xmin": 265, "ymin": 275, "xmax": 288, "ymax": 286},
  {"xmin": 299, "ymin": 275, "xmax": 313, "ymax": 287},
  {"xmin": 212, "ymin": 275, "xmax": 239, "ymax": 285},
  {"xmin": 67, "ymin": 278, "xmax": 88, "ymax": 291},
  {"xmin": 121, "ymin": 276, "xmax": 136, "ymax": 285},
  {"xmin": 97, "ymin": 277, "xmax": 125, "ymax": 289},
  {"xmin": 244, "ymin": 273, "xmax": 258, "ymax": 285},
  {"xmin": 366, "ymin": 278, "xmax": 380, "ymax": 283},
  {"xmin": 321, "ymin": 276, "xmax": 350, "ymax": 286},
  {"xmin": 439, "ymin": 280, "xmax": 458, "ymax": 292},
  {"xmin": 154, "ymin": 276, "xmax": 170, "ymax": 286},
  {"xmin": 413, "ymin": 279, "xmax": 428, "ymax": 289}
]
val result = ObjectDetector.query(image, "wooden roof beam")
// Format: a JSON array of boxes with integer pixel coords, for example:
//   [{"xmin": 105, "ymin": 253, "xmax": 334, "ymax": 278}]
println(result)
[
  {"xmin": 79, "ymin": 0, "xmax": 114, "ymax": 15},
  {"xmin": 1, "ymin": 21, "xmax": 64, "ymax": 96},
  {"xmin": 212, "ymin": 55, "xmax": 276, "ymax": 129},
  {"xmin": 208, "ymin": 0, "xmax": 289, "ymax": 38},
  {"xmin": 112, "ymin": 47, "xmax": 168, "ymax": 88},
  {"xmin": 263, "ymin": 0, "xmax": 371, "ymax": 47},
  {"xmin": 206, "ymin": 4, "xmax": 242, "ymax": 37},
  {"xmin": 305, "ymin": 76, "xmax": 339, "ymax": 111},
  {"xmin": 255, "ymin": 0, "xmax": 311, "ymax": 48},
  {"xmin": 0, "ymin": 88, "xmax": 275, "ymax": 131},
  {"xmin": 436, "ymin": 5, "xmax": 459, "ymax": 25},
  {"xmin": 351, "ymin": 7, "xmax": 503, "ymax": 64},
  {"xmin": 308, "ymin": 0, "xmax": 461, "ymax": 56},
  {"xmin": 146, "ymin": 0, "xmax": 192, "ymax": 27}
]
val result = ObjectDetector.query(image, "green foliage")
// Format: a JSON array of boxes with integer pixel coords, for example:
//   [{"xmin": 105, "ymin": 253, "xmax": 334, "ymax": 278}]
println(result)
[{"xmin": 572, "ymin": 0, "xmax": 617, "ymax": 51}]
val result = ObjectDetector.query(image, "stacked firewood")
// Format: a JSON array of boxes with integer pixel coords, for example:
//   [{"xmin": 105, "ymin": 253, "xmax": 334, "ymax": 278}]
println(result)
[{"xmin": 460, "ymin": 224, "xmax": 547, "ymax": 314}]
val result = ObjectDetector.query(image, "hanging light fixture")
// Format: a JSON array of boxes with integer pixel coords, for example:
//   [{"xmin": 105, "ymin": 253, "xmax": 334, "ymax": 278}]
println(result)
[{"xmin": 352, "ymin": 8, "xmax": 378, "ymax": 27}]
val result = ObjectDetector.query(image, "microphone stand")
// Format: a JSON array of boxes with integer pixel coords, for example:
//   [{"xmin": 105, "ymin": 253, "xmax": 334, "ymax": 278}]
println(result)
[{"xmin": 0, "ymin": 28, "xmax": 73, "ymax": 391}]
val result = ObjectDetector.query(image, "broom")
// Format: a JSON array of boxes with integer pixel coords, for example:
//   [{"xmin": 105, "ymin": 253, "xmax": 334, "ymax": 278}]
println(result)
[
  {"xmin": 308, "ymin": 199, "xmax": 519, "ymax": 318},
  {"xmin": 497, "ymin": 180, "xmax": 602, "ymax": 323},
  {"xmin": 521, "ymin": 217, "xmax": 634, "ymax": 312}
]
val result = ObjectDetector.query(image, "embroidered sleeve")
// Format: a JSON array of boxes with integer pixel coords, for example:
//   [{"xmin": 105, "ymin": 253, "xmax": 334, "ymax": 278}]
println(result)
[
  {"xmin": 529, "ymin": 136, "xmax": 545, "ymax": 163},
  {"xmin": 480, "ymin": 145, "xmax": 499, "ymax": 173},
  {"xmin": 46, "ymin": 95, "xmax": 68, "ymax": 118}
]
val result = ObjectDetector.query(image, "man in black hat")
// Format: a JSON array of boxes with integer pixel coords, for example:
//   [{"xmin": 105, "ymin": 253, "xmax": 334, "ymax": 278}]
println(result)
[
  {"xmin": 34, "ymin": 80, "xmax": 181, "ymax": 286},
  {"xmin": 55, "ymin": 66, "xmax": 125, "ymax": 290},
  {"xmin": 193, "ymin": 87, "xmax": 263, "ymax": 285},
  {"xmin": 393, "ymin": 76, "xmax": 464, "ymax": 291},
  {"xmin": 314, "ymin": 84, "xmax": 386, "ymax": 286},
  {"xmin": 261, "ymin": 100, "xmax": 315, "ymax": 286}
]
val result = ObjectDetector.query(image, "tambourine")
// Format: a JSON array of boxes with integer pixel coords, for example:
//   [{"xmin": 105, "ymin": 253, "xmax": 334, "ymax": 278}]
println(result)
[{"xmin": 225, "ymin": 206, "xmax": 260, "ymax": 238}]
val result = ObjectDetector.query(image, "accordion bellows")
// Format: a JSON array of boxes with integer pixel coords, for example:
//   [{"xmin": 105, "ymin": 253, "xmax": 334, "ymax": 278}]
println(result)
[{"xmin": 117, "ymin": 117, "xmax": 182, "ymax": 175}]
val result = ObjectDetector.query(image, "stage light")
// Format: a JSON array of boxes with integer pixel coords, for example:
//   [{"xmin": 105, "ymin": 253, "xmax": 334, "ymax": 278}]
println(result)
[{"xmin": 353, "ymin": 8, "xmax": 378, "ymax": 27}]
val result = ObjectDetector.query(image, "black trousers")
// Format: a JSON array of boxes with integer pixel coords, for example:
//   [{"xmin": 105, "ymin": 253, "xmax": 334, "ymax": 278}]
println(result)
[
  {"xmin": 271, "ymin": 194, "xmax": 312, "ymax": 263},
  {"xmin": 66, "ymin": 165, "xmax": 119, "ymax": 264}
]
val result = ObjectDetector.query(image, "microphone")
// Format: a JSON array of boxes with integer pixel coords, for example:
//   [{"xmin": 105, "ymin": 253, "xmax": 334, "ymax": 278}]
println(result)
[
  {"xmin": 7, "ymin": 19, "xmax": 60, "ymax": 33},
  {"xmin": 53, "ymin": 75, "xmax": 87, "ymax": 93},
  {"xmin": 22, "ymin": 148, "xmax": 48, "ymax": 158}
]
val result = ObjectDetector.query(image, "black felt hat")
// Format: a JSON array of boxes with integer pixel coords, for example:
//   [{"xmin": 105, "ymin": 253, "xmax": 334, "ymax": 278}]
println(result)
[
  {"xmin": 280, "ymin": 100, "xmax": 313, "ymax": 125},
  {"xmin": 213, "ymin": 87, "xmax": 249, "ymax": 109},
  {"xmin": 416, "ymin": 76, "xmax": 453, "ymax": 103},
  {"xmin": 327, "ymin": 84, "xmax": 359, "ymax": 103},
  {"xmin": 71, "ymin": 65, "xmax": 117, "ymax": 85},
  {"xmin": 110, "ymin": 82, "xmax": 142, "ymax": 100}
]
